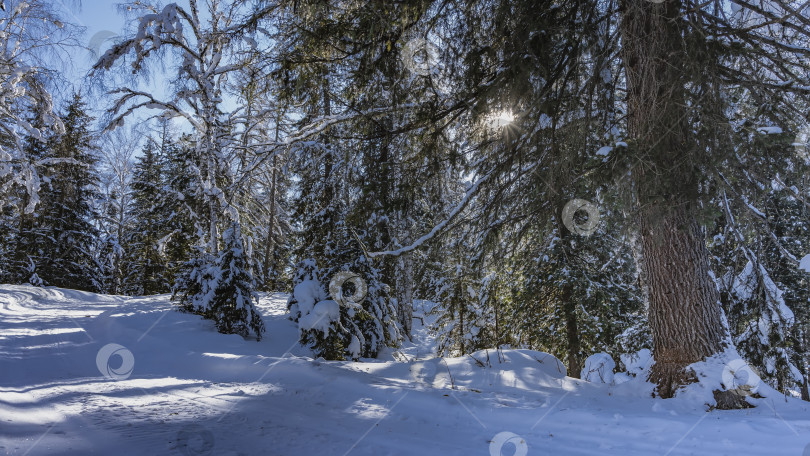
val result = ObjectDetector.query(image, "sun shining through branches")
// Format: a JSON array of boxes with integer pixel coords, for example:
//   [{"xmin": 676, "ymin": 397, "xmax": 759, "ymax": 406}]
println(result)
[{"xmin": 4, "ymin": 0, "xmax": 810, "ymax": 454}]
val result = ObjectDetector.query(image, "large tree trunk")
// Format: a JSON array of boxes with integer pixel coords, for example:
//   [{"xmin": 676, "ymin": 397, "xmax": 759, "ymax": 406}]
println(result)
[
  {"xmin": 639, "ymin": 204, "xmax": 726, "ymax": 397},
  {"xmin": 620, "ymin": 0, "xmax": 727, "ymax": 397}
]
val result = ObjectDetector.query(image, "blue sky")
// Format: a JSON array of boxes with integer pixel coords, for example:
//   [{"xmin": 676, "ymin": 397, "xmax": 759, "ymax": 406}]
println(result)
[
  {"xmin": 51, "ymin": 1, "xmax": 175, "ymax": 133},
  {"xmin": 56, "ymin": 0, "xmax": 129, "ymax": 81},
  {"xmin": 49, "ymin": 1, "xmax": 234, "ymax": 135},
  {"xmin": 63, "ymin": 0, "xmax": 127, "ymax": 31}
]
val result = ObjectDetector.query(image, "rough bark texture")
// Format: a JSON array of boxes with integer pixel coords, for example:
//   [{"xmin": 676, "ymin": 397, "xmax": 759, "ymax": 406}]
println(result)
[
  {"xmin": 712, "ymin": 389, "xmax": 755, "ymax": 410},
  {"xmin": 639, "ymin": 204, "xmax": 725, "ymax": 397},
  {"xmin": 620, "ymin": 0, "xmax": 727, "ymax": 397}
]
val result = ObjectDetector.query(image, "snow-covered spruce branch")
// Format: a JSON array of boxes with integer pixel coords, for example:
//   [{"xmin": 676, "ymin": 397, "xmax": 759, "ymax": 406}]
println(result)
[
  {"xmin": 772, "ymin": 174, "xmax": 810, "ymax": 213},
  {"xmin": 0, "ymin": 1, "xmax": 70, "ymax": 214},
  {"xmin": 232, "ymin": 104, "xmax": 417, "ymax": 187},
  {"xmin": 720, "ymin": 191, "xmax": 796, "ymax": 334},
  {"xmin": 718, "ymin": 172, "xmax": 800, "ymax": 266},
  {"xmin": 369, "ymin": 170, "xmax": 494, "ymax": 258}
]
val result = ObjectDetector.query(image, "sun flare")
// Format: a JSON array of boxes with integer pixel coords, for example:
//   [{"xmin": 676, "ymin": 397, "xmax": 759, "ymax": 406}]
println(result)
[
  {"xmin": 497, "ymin": 111, "xmax": 514, "ymax": 124},
  {"xmin": 487, "ymin": 110, "xmax": 515, "ymax": 130}
]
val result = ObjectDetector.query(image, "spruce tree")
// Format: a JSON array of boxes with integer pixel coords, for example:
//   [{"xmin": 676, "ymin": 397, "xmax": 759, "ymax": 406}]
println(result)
[
  {"xmin": 208, "ymin": 223, "xmax": 266, "ymax": 339},
  {"xmin": 124, "ymin": 141, "xmax": 168, "ymax": 295},
  {"xmin": 20, "ymin": 94, "xmax": 101, "ymax": 291},
  {"xmin": 173, "ymin": 222, "xmax": 266, "ymax": 340},
  {"xmin": 289, "ymin": 224, "xmax": 400, "ymax": 360},
  {"xmin": 432, "ymin": 234, "xmax": 497, "ymax": 357},
  {"xmin": 710, "ymin": 145, "xmax": 810, "ymax": 397},
  {"xmin": 157, "ymin": 135, "xmax": 199, "ymax": 280},
  {"xmin": 3, "ymin": 114, "xmax": 51, "ymax": 285}
]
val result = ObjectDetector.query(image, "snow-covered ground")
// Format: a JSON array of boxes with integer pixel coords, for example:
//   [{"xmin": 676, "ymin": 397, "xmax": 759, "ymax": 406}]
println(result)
[{"xmin": 1, "ymin": 284, "xmax": 809, "ymax": 455}]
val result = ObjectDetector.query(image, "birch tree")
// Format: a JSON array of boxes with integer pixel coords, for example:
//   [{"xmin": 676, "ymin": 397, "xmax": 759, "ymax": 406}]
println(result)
[{"xmin": 92, "ymin": 0, "xmax": 272, "ymax": 339}]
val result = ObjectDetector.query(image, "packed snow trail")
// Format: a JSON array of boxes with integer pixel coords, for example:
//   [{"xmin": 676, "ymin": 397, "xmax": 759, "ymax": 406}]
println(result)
[{"xmin": 1, "ymin": 285, "xmax": 809, "ymax": 455}]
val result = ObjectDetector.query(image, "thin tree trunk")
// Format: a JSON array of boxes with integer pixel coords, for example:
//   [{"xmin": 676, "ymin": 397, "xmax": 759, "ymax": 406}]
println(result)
[
  {"xmin": 322, "ymin": 78, "xmax": 334, "ymax": 205},
  {"xmin": 209, "ymin": 186, "xmax": 219, "ymax": 255},
  {"xmin": 14, "ymin": 199, "xmax": 32, "ymax": 280},
  {"xmin": 114, "ymin": 195, "xmax": 125, "ymax": 295},
  {"xmin": 264, "ymin": 155, "xmax": 278, "ymax": 288},
  {"xmin": 564, "ymin": 299, "xmax": 581, "ymax": 379},
  {"xmin": 396, "ymin": 250, "xmax": 414, "ymax": 339},
  {"xmin": 395, "ymin": 198, "xmax": 414, "ymax": 339},
  {"xmin": 802, "ymin": 331, "xmax": 810, "ymax": 401},
  {"xmin": 620, "ymin": 0, "xmax": 727, "ymax": 397},
  {"xmin": 458, "ymin": 282, "xmax": 465, "ymax": 355},
  {"xmin": 557, "ymin": 200, "xmax": 581, "ymax": 378}
]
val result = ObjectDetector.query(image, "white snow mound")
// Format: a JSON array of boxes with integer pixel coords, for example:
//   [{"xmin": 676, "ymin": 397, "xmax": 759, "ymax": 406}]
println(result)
[{"xmin": 581, "ymin": 352, "xmax": 616, "ymax": 383}]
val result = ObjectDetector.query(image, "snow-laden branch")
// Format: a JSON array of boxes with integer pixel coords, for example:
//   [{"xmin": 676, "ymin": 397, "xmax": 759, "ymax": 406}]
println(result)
[
  {"xmin": 718, "ymin": 173, "xmax": 800, "ymax": 265},
  {"xmin": 233, "ymin": 104, "xmax": 416, "ymax": 187},
  {"xmin": 772, "ymin": 174, "xmax": 810, "ymax": 212},
  {"xmin": 0, "ymin": 1, "xmax": 69, "ymax": 213},
  {"xmin": 103, "ymin": 88, "xmax": 204, "ymax": 132},
  {"xmin": 721, "ymin": 191, "xmax": 796, "ymax": 327},
  {"xmin": 93, "ymin": 4, "xmax": 191, "ymax": 73},
  {"xmin": 369, "ymin": 171, "xmax": 493, "ymax": 258}
]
